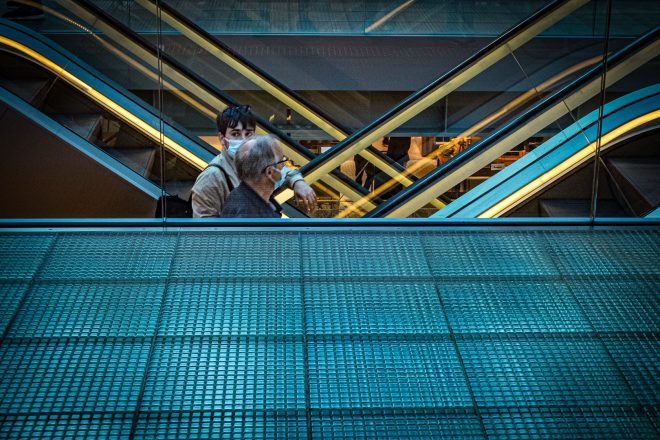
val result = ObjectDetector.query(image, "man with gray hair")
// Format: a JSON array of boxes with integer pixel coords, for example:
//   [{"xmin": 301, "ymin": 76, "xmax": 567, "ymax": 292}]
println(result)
[{"xmin": 220, "ymin": 135, "xmax": 287, "ymax": 218}]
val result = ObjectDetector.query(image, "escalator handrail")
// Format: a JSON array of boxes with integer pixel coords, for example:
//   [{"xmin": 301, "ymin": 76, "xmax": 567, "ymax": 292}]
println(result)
[
  {"xmin": 297, "ymin": 0, "xmax": 582, "ymax": 177},
  {"xmin": 70, "ymin": 0, "xmax": 310, "ymax": 159},
  {"xmin": 152, "ymin": 0, "xmax": 351, "ymax": 137},
  {"xmin": 136, "ymin": 0, "xmax": 407, "ymax": 176},
  {"xmin": 365, "ymin": 25, "xmax": 660, "ymax": 217},
  {"xmin": 64, "ymin": 0, "xmax": 377, "ymax": 199},
  {"xmin": 438, "ymin": 87, "xmax": 660, "ymax": 217},
  {"xmin": 0, "ymin": 19, "xmax": 216, "ymax": 165}
]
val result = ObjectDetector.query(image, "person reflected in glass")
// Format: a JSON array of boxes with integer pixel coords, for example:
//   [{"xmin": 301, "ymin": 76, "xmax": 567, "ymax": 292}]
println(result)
[
  {"xmin": 191, "ymin": 105, "xmax": 316, "ymax": 217},
  {"xmin": 220, "ymin": 135, "xmax": 287, "ymax": 218}
]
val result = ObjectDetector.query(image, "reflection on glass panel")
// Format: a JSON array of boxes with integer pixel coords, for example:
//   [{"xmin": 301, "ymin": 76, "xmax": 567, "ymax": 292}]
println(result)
[
  {"xmin": 328, "ymin": 0, "xmax": 611, "ymax": 218},
  {"xmin": 594, "ymin": 0, "xmax": 660, "ymax": 219}
]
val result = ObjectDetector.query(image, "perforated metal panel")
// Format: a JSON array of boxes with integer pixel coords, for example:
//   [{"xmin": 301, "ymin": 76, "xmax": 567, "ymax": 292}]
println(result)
[
  {"xmin": 458, "ymin": 337, "xmax": 637, "ymax": 407},
  {"xmin": 159, "ymin": 280, "xmax": 303, "ymax": 336},
  {"xmin": 0, "ymin": 227, "xmax": 657, "ymax": 438},
  {"xmin": 142, "ymin": 339, "xmax": 306, "ymax": 412},
  {"xmin": 305, "ymin": 281, "xmax": 447, "ymax": 335},
  {"xmin": 440, "ymin": 281, "xmax": 591, "ymax": 333},
  {"xmin": 422, "ymin": 231, "xmax": 560, "ymax": 277},
  {"xmin": 301, "ymin": 232, "xmax": 429, "ymax": 279},
  {"xmin": 0, "ymin": 281, "xmax": 29, "ymax": 334},
  {"xmin": 0, "ymin": 413, "xmax": 133, "ymax": 440},
  {"xmin": 0, "ymin": 340, "xmax": 150, "ymax": 413},
  {"xmin": 8, "ymin": 282, "xmax": 165, "ymax": 338},
  {"xmin": 0, "ymin": 234, "xmax": 54, "ymax": 280}
]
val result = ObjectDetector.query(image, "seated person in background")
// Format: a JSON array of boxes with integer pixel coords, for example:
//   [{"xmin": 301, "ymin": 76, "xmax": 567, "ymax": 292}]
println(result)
[
  {"xmin": 191, "ymin": 105, "xmax": 316, "ymax": 217},
  {"xmin": 221, "ymin": 135, "xmax": 288, "ymax": 218}
]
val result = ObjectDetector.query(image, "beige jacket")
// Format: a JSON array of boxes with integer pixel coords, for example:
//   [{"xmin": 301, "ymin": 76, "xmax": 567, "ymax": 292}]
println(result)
[{"xmin": 191, "ymin": 152, "xmax": 303, "ymax": 217}]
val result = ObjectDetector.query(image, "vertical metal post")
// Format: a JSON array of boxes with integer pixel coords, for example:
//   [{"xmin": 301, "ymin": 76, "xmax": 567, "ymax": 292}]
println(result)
[{"xmin": 589, "ymin": 0, "xmax": 613, "ymax": 221}]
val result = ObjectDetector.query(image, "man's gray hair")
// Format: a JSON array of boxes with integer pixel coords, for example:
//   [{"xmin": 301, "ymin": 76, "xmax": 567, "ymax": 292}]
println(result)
[{"xmin": 235, "ymin": 135, "xmax": 277, "ymax": 181}]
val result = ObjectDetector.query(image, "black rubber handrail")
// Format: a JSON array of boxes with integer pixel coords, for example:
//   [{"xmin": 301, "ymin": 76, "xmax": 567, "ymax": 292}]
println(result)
[
  {"xmin": 68, "ymin": 0, "xmax": 376, "ymax": 201},
  {"xmin": 297, "ymin": 0, "xmax": 582, "ymax": 178},
  {"xmin": 366, "ymin": 26, "xmax": 660, "ymax": 217}
]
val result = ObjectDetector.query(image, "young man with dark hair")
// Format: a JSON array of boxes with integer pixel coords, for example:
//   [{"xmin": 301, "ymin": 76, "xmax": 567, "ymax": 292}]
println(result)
[{"xmin": 191, "ymin": 105, "xmax": 316, "ymax": 217}]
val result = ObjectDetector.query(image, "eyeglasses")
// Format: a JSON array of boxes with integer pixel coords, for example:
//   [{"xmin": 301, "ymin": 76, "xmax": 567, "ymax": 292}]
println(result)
[
  {"xmin": 222, "ymin": 105, "xmax": 251, "ymax": 117},
  {"xmin": 263, "ymin": 156, "xmax": 289, "ymax": 173}
]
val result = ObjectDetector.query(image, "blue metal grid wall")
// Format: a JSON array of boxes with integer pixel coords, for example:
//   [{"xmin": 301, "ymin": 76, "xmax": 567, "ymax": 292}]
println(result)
[{"xmin": 0, "ymin": 227, "xmax": 658, "ymax": 439}]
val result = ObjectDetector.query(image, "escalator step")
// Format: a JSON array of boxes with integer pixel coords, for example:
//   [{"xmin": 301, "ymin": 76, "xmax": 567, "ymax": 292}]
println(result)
[
  {"xmin": 105, "ymin": 147, "xmax": 156, "ymax": 178},
  {"xmin": 606, "ymin": 157, "xmax": 660, "ymax": 215},
  {"xmin": 0, "ymin": 78, "xmax": 49, "ymax": 106},
  {"xmin": 50, "ymin": 113, "xmax": 103, "ymax": 142}
]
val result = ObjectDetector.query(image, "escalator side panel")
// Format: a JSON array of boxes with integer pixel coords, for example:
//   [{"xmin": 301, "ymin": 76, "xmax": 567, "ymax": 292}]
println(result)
[{"xmin": 0, "ymin": 90, "xmax": 160, "ymax": 218}]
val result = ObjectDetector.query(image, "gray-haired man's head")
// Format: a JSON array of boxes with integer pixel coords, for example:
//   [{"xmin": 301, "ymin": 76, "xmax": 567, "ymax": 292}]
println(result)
[{"xmin": 234, "ymin": 135, "xmax": 284, "ymax": 185}]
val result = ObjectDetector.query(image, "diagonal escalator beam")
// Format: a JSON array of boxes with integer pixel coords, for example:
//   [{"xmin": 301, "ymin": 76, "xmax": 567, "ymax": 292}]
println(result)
[
  {"xmin": 294, "ymin": 0, "xmax": 590, "ymax": 189},
  {"xmin": 366, "ymin": 26, "xmax": 660, "ymax": 217}
]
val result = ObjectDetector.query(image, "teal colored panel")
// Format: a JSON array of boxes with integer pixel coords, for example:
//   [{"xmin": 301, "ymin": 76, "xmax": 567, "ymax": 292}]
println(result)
[
  {"xmin": 0, "ymin": 281, "xmax": 29, "ymax": 334},
  {"xmin": 309, "ymin": 339, "xmax": 471, "ymax": 408},
  {"xmin": 142, "ymin": 340, "xmax": 306, "ymax": 411},
  {"xmin": 481, "ymin": 406, "xmax": 657, "ymax": 439},
  {"xmin": 0, "ymin": 341, "xmax": 150, "ymax": 412},
  {"xmin": 305, "ymin": 281, "xmax": 447, "ymax": 335},
  {"xmin": 39, "ymin": 234, "xmax": 177, "ymax": 280},
  {"xmin": 134, "ymin": 410, "xmax": 307, "ymax": 440},
  {"xmin": 570, "ymin": 279, "xmax": 660, "ymax": 332},
  {"xmin": 604, "ymin": 335, "xmax": 660, "ymax": 405},
  {"xmin": 459, "ymin": 338, "xmax": 637, "ymax": 407},
  {"xmin": 173, "ymin": 233, "xmax": 301, "ymax": 279},
  {"xmin": 422, "ymin": 232, "xmax": 559, "ymax": 277},
  {"xmin": 0, "ymin": 413, "xmax": 133, "ymax": 440},
  {"xmin": 8, "ymin": 281, "xmax": 165, "ymax": 338},
  {"xmin": 310, "ymin": 409, "xmax": 484, "ymax": 439},
  {"xmin": 301, "ymin": 233, "xmax": 429, "ymax": 278},
  {"xmin": 159, "ymin": 280, "xmax": 303, "ymax": 336},
  {"xmin": 440, "ymin": 281, "xmax": 591, "ymax": 333},
  {"xmin": 544, "ymin": 230, "xmax": 660, "ymax": 276},
  {"xmin": 0, "ymin": 234, "xmax": 54, "ymax": 280}
]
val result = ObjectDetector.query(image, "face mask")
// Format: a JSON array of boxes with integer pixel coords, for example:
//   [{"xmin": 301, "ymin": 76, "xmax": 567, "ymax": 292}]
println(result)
[
  {"xmin": 267, "ymin": 166, "xmax": 282, "ymax": 187},
  {"xmin": 225, "ymin": 139, "xmax": 243, "ymax": 159}
]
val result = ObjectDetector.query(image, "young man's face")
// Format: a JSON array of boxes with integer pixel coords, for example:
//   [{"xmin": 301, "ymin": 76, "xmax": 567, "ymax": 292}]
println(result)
[{"xmin": 219, "ymin": 121, "xmax": 255, "ymax": 146}]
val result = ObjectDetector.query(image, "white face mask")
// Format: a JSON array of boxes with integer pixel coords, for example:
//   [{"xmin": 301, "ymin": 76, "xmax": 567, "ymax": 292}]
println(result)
[{"xmin": 225, "ymin": 139, "xmax": 243, "ymax": 159}]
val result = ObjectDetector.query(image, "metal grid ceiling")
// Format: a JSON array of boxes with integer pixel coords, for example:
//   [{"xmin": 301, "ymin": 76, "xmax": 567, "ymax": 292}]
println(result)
[{"xmin": 0, "ymin": 227, "xmax": 658, "ymax": 439}]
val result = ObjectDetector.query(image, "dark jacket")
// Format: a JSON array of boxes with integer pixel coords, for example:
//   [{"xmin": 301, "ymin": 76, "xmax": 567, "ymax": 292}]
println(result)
[{"xmin": 220, "ymin": 183, "xmax": 281, "ymax": 218}]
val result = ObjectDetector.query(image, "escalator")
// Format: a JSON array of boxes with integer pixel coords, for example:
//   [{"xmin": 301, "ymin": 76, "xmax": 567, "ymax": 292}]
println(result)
[
  {"xmin": 58, "ymin": 0, "xmax": 595, "ymax": 214},
  {"xmin": 0, "ymin": 18, "xmax": 216, "ymax": 217},
  {"xmin": 1, "ymin": 0, "xmax": 655, "ymax": 219},
  {"xmin": 288, "ymin": 0, "xmax": 593, "ymax": 206},
  {"xmin": 1, "ymin": 0, "xmax": 378, "ymax": 218},
  {"xmin": 434, "ymin": 85, "xmax": 659, "ymax": 217},
  {"xmin": 364, "ymin": 26, "xmax": 659, "ymax": 217},
  {"xmin": 0, "ymin": 13, "xmax": 372, "ymax": 217},
  {"xmin": 0, "ymin": 82, "xmax": 162, "ymax": 217}
]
